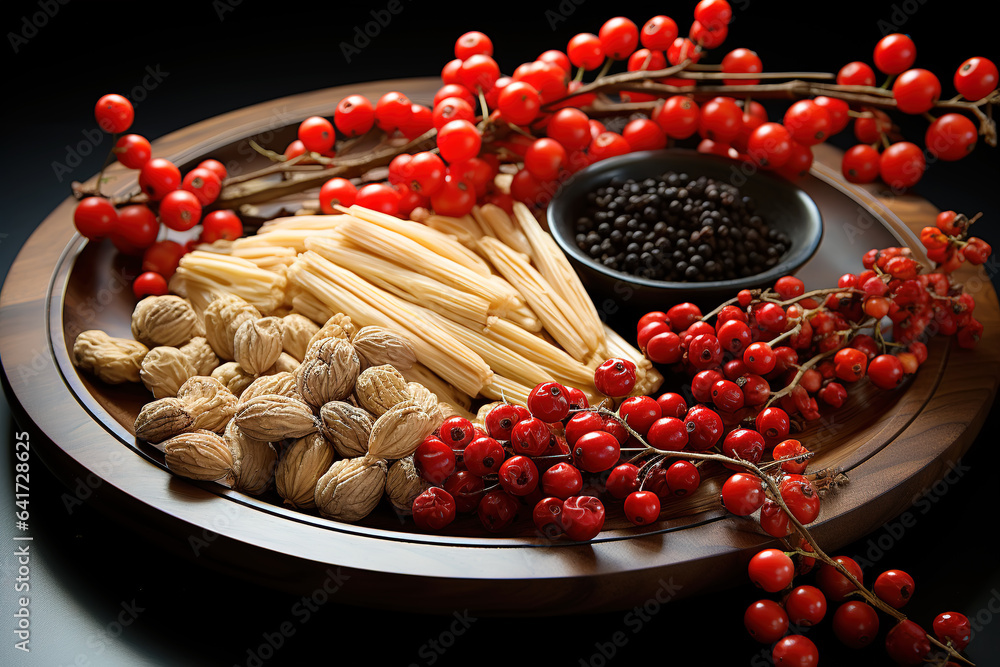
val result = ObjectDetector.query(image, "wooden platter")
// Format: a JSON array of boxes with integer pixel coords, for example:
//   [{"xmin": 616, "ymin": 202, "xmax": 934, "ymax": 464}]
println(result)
[{"xmin": 2, "ymin": 78, "xmax": 998, "ymax": 615}]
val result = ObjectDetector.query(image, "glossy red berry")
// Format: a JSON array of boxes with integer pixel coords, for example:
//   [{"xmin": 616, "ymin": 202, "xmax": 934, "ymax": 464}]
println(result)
[
  {"xmin": 772, "ymin": 634, "xmax": 819, "ymax": 667},
  {"xmin": 874, "ymin": 33, "xmax": 916, "ymax": 75},
  {"xmin": 412, "ymin": 487, "xmax": 456, "ymax": 531},
  {"xmin": 868, "ymin": 354, "xmax": 905, "ymax": 389},
  {"xmin": 73, "ymin": 197, "xmax": 117, "ymax": 240},
  {"xmin": 756, "ymin": 407, "xmax": 790, "ymax": 441},
  {"xmin": 816, "ymin": 556, "xmax": 864, "ymax": 602},
  {"xmin": 744, "ymin": 599, "xmax": 789, "ymax": 644},
  {"xmin": 414, "ymin": 436, "xmax": 457, "ymax": 484},
  {"xmin": 874, "ymin": 569, "xmax": 915, "ymax": 609},
  {"xmin": 510, "ymin": 417, "xmax": 552, "ymax": 457},
  {"xmin": 132, "ymin": 272, "xmax": 168, "ymax": 299},
  {"xmin": 572, "ymin": 431, "xmax": 621, "ymax": 473},
  {"xmin": 623, "ymin": 490, "xmax": 660, "ymax": 526},
  {"xmin": 772, "ymin": 439, "xmax": 810, "ymax": 474},
  {"xmin": 438, "ymin": 416, "xmax": 476, "ymax": 450},
  {"xmin": 532, "ymin": 497, "xmax": 565, "ymax": 538},
  {"xmin": 541, "ymin": 462, "xmax": 583, "ymax": 500},
  {"xmin": 832, "ymin": 601, "xmax": 880, "ymax": 649},
  {"xmin": 748, "ymin": 548, "xmax": 795, "ymax": 592},
  {"xmin": 617, "ymin": 396, "xmax": 662, "ymax": 436},
  {"xmin": 647, "ymin": 417, "xmax": 689, "ymax": 451},
  {"xmin": 955, "ymin": 56, "xmax": 999, "ymax": 101},
  {"xmin": 656, "ymin": 392, "xmax": 688, "ymax": 418},
  {"xmin": 722, "ymin": 428, "xmax": 765, "ymax": 468},
  {"xmin": 498, "ymin": 455, "xmax": 539, "ymax": 496},
  {"xmin": 94, "ymin": 93, "xmax": 134, "ymax": 133},
  {"xmin": 477, "ymin": 490, "xmax": 519, "ymax": 532},
  {"xmin": 560, "ymin": 495, "xmax": 605, "ymax": 541},
  {"xmin": 138, "ymin": 158, "xmax": 181, "ymax": 201},
  {"xmin": 594, "ymin": 358, "xmax": 637, "ymax": 397},
  {"xmin": 113, "ymin": 134, "xmax": 152, "ymax": 169},
  {"xmin": 779, "ymin": 475, "xmax": 821, "ymax": 524},
  {"xmin": 527, "ymin": 381, "xmax": 570, "ymax": 423},
  {"xmin": 463, "ymin": 436, "xmax": 506, "ymax": 476},
  {"xmin": 933, "ymin": 611, "xmax": 971, "ymax": 651},
  {"xmin": 784, "ymin": 585, "xmax": 827, "ymax": 627},
  {"xmin": 720, "ymin": 473, "xmax": 764, "ymax": 516},
  {"xmin": 743, "ymin": 342, "xmax": 776, "ymax": 375},
  {"xmin": 664, "ymin": 460, "xmax": 700, "ymax": 497},
  {"xmin": 885, "ymin": 619, "xmax": 932, "ymax": 666},
  {"xmin": 443, "ymin": 471, "xmax": 485, "ymax": 514},
  {"xmin": 484, "ymin": 403, "xmax": 522, "ymax": 441},
  {"xmin": 684, "ymin": 405, "xmax": 724, "ymax": 451}
]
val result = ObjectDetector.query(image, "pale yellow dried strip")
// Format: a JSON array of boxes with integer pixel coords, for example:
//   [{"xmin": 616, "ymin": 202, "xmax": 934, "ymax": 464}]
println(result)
[
  {"xmin": 342, "ymin": 205, "xmax": 492, "ymax": 277},
  {"xmin": 423, "ymin": 214, "xmax": 484, "ymax": 248},
  {"xmin": 231, "ymin": 245, "xmax": 298, "ymax": 270},
  {"xmin": 479, "ymin": 375, "xmax": 531, "ymax": 407},
  {"xmin": 232, "ymin": 228, "xmax": 339, "ymax": 253},
  {"xmin": 335, "ymin": 217, "xmax": 523, "ymax": 315},
  {"xmin": 291, "ymin": 252, "xmax": 491, "ymax": 397},
  {"xmin": 305, "ymin": 237, "xmax": 492, "ymax": 325},
  {"xmin": 290, "ymin": 292, "xmax": 334, "ymax": 325},
  {"xmin": 400, "ymin": 363, "xmax": 474, "ymax": 414},
  {"xmin": 512, "ymin": 202, "xmax": 605, "ymax": 356},
  {"xmin": 473, "ymin": 205, "xmax": 533, "ymax": 257},
  {"xmin": 257, "ymin": 215, "xmax": 347, "ymax": 234},
  {"xmin": 176, "ymin": 252, "xmax": 286, "ymax": 314},
  {"xmin": 500, "ymin": 306, "xmax": 542, "ymax": 333},
  {"xmin": 476, "ymin": 316, "xmax": 595, "ymax": 388},
  {"xmin": 476, "ymin": 237, "xmax": 588, "ymax": 361}
]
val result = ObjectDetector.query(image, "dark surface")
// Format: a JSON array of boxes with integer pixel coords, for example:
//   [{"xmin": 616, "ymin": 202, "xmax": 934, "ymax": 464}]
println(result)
[{"xmin": 1, "ymin": 0, "xmax": 999, "ymax": 665}]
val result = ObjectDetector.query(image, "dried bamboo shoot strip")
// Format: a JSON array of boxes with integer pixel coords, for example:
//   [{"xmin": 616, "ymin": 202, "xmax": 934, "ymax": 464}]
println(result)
[
  {"xmin": 400, "ymin": 363, "xmax": 474, "ymax": 414},
  {"xmin": 423, "ymin": 213, "xmax": 484, "ymax": 248},
  {"xmin": 479, "ymin": 374, "xmax": 531, "ymax": 407},
  {"xmin": 257, "ymin": 215, "xmax": 347, "ymax": 233},
  {"xmin": 291, "ymin": 252, "xmax": 491, "ymax": 397},
  {"xmin": 473, "ymin": 204, "xmax": 533, "ymax": 257},
  {"xmin": 335, "ymin": 217, "xmax": 524, "ymax": 315},
  {"xmin": 512, "ymin": 202, "xmax": 605, "ymax": 355},
  {"xmin": 476, "ymin": 237, "xmax": 589, "ymax": 361},
  {"xmin": 305, "ymin": 237, "xmax": 493, "ymax": 325},
  {"xmin": 233, "ymin": 228, "xmax": 339, "ymax": 253},
  {"xmin": 176, "ymin": 251, "xmax": 286, "ymax": 313},
  {"xmin": 343, "ymin": 205, "xmax": 492, "ymax": 277}
]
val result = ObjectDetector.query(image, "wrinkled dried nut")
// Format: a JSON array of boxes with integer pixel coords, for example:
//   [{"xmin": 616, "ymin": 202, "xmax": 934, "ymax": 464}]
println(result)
[
  {"xmin": 163, "ymin": 429, "xmax": 235, "ymax": 482},
  {"xmin": 211, "ymin": 362, "xmax": 256, "ymax": 398},
  {"xmin": 354, "ymin": 364, "xmax": 409, "ymax": 417},
  {"xmin": 131, "ymin": 296, "xmax": 201, "ymax": 348},
  {"xmin": 140, "ymin": 346, "xmax": 197, "ymax": 399},
  {"xmin": 407, "ymin": 382, "xmax": 443, "ymax": 427},
  {"xmin": 367, "ymin": 399, "xmax": 435, "ymax": 460},
  {"xmin": 437, "ymin": 402, "xmax": 465, "ymax": 422},
  {"xmin": 179, "ymin": 337, "xmax": 220, "ymax": 376},
  {"xmin": 386, "ymin": 456, "xmax": 432, "ymax": 515},
  {"xmin": 351, "ymin": 326, "xmax": 417, "ymax": 371},
  {"xmin": 203, "ymin": 294, "xmax": 261, "ymax": 361},
  {"xmin": 135, "ymin": 397, "xmax": 194, "ymax": 444},
  {"xmin": 233, "ymin": 317, "xmax": 284, "ymax": 376},
  {"xmin": 295, "ymin": 338, "xmax": 360, "ymax": 407},
  {"xmin": 314, "ymin": 455, "xmax": 386, "ymax": 522},
  {"xmin": 224, "ymin": 420, "xmax": 278, "ymax": 495},
  {"xmin": 281, "ymin": 314, "xmax": 320, "ymax": 361},
  {"xmin": 307, "ymin": 313, "xmax": 357, "ymax": 352},
  {"xmin": 176, "ymin": 376, "xmax": 238, "ymax": 433},
  {"xmin": 73, "ymin": 330, "xmax": 149, "ymax": 384},
  {"xmin": 269, "ymin": 352, "xmax": 300, "ymax": 374},
  {"xmin": 238, "ymin": 372, "xmax": 299, "ymax": 406},
  {"xmin": 235, "ymin": 394, "xmax": 318, "ymax": 441},
  {"xmin": 275, "ymin": 432, "xmax": 335, "ymax": 509},
  {"xmin": 318, "ymin": 401, "xmax": 374, "ymax": 458}
]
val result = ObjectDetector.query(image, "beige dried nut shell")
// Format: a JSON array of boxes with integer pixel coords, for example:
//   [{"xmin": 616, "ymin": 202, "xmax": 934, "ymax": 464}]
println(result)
[
  {"xmin": 203, "ymin": 294, "xmax": 261, "ymax": 361},
  {"xmin": 275, "ymin": 432, "xmax": 335, "ymax": 509},
  {"xmin": 354, "ymin": 364, "xmax": 409, "ymax": 417},
  {"xmin": 176, "ymin": 376, "xmax": 238, "ymax": 433},
  {"xmin": 224, "ymin": 419, "xmax": 278, "ymax": 495},
  {"xmin": 269, "ymin": 352, "xmax": 300, "ymax": 375},
  {"xmin": 131, "ymin": 296, "xmax": 201, "ymax": 348},
  {"xmin": 163, "ymin": 429, "xmax": 235, "ymax": 482},
  {"xmin": 238, "ymin": 372, "xmax": 299, "ymax": 406},
  {"xmin": 385, "ymin": 456, "xmax": 432, "ymax": 515},
  {"xmin": 295, "ymin": 338, "xmax": 360, "ymax": 407},
  {"xmin": 367, "ymin": 399, "xmax": 435, "ymax": 460},
  {"xmin": 211, "ymin": 362, "xmax": 257, "ymax": 398},
  {"xmin": 179, "ymin": 337, "xmax": 220, "ymax": 376},
  {"xmin": 318, "ymin": 401, "xmax": 374, "ymax": 458},
  {"xmin": 73, "ymin": 330, "xmax": 149, "ymax": 384},
  {"xmin": 351, "ymin": 326, "xmax": 417, "ymax": 371},
  {"xmin": 306, "ymin": 313, "xmax": 358, "ymax": 353},
  {"xmin": 140, "ymin": 346, "xmax": 197, "ymax": 399},
  {"xmin": 134, "ymin": 397, "xmax": 195, "ymax": 444},
  {"xmin": 233, "ymin": 316, "xmax": 284, "ymax": 376},
  {"xmin": 314, "ymin": 455, "xmax": 386, "ymax": 522},
  {"xmin": 407, "ymin": 382, "xmax": 443, "ymax": 429},
  {"xmin": 235, "ymin": 394, "xmax": 318, "ymax": 441},
  {"xmin": 281, "ymin": 314, "xmax": 320, "ymax": 361}
]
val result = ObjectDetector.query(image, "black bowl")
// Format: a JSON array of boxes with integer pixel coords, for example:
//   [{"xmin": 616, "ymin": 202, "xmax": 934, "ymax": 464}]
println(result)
[{"xmin": 547, "ymin": 149, "xmax": 823, "ymax": 314}]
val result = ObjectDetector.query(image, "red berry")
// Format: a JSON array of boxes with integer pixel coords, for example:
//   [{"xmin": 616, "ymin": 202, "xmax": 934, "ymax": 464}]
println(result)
[
  {"xmin": 759, "ymin": 499, "xmax": 791, "ymax": 537},
  {"xmin": 892, "ymin": 68, "xmax": 941, "ymax": 114},
  {"xmin": 414, "ymin": 436, "xmax": 457, "ymax": 484},
  {"xmin": 112, "ymin": 204, "xmax": 160, "ymax": 252},
  {"xmin": 655, "ymin": 392, "xmax": 687, "ymax": 419},
  {"xmin": 526, "ymin": 381, "xmax": 570, "ymax": 423},
  {"xmin": 541, "ymin": 462, "xmax": 583, "ymax": 500},
  {"xmin": 594, "ymin": 358, "xmax": 637, "ymax": 397},
  {"xmin": 510, "ymin": 417, "xmax": 552, "ymax": 457},
  {"xmin": 319, "ymin": 178, "xmax": 358, "ymax": 213},
  {"xmin": 926, "ymin": 113, "xmax": 978, "ymax": 161},
  {"xmin": 880, "ymin": 141, "xmax": 925, "ymax": 190},
  {"xmin": 181, "ymin": 167, "xmax": 222, "ymax": 206},
  {"xmin": 842, "ymin": 144, "xmax": 881, "ymax": 184},
  {"xmin": 498, "ymin": 455, "xmax": 539, "ymax": 496},
  {"xmin": 779, "ymin": 475, "xmax": 821, "ymax": 524},
  {"xmin": 784, "ymin": 585, "xmax": 827, "ymax": 627},
  {"xmin": 684, "ymin": 405, "xmax": 723, "ymax": 451},
  {"xmin": 868, "ymin": 354, "xmax": 905, "ymax": 389},
  {"xmin": 832, "ymin": 601, "xmax": 880, "ymax": 649},
  {"xmin": 688, "ymin": 333, "xmax": 724, "ymax": 370},
  {"xmin": 772, "ymin": 439, "xmax": 810, "ymax": 474},
  {"xmin": 720, "ymin": 472, "xmax": 764, "ymax": 515},
  {"xmin": 771, "ymin": 634, "xmax": 818, "ymax": 667},
  {"xmin": 463, "ymin": 436, "xmax": 506, "ymax": 476},
  {"xmin": 94, "ymin": 93, "xmax": 134, "ymax": 133},
  {"xmin": 624, "ymin": 490, "xmax": 660, "ymax": 525},
  {"xmin": 200, "ymin": 210, "xmax": 243, "ymax": 243},
  {"xmin": 665, "ymin": 460, "xmax": 700, "ymax": 496},
  {"xmin": 933, "ymin": 611, "xmax": 971, "ymax": 651},
  {"xmin": 73, "ymin": 197, "xmax": 118, "ymax": 240},
  {"xmin": 874, "ymin": 569, "xmax": 915, "ymax": 609},
  {"xmin": 454, "ymin": 31, "xmax": 493, "ymax": 60},
  {"xmin": 132, "ymin": 272, "xmax": 168, "ymax": 299},
  {"xmin": 647, "ymin": 417, "xmax": 689, "ymax": 451},
  {"xmin": 744, "ymin": 599, "xmax": 789, "ymax": 644},
  {"xmin": 572, "ymin": 431, "xmax": 620, "ymax": 473},
  {"xmin": 606, "ymin": 463, "xmax": 640, "ymax": 499},
  {"xmin": 142, "ymin": 239, "xmax": 186, "ymax": 279},
  {"xmin": 438, "ymin": 416, "xmax": 476, "ymax": 450},
  {"xmin": 598, "ymin": 16, "xmax": 639, "ymax": 61},
  {"xmin": 138, "ymin": 158, "xmax": 181, "ymax": 201},
  {"xmin": 477, "ymin": 490, "xmax": 518, "ymax": 532},
  {"xmin": 885, "ymin": 619, "xmax": 932, "ymax": 665},
  {"xmin": 159, "ymin": 189, "xmax": 203, "ymax": 232},
  {"xmin": 532, "ymin": 496, "xmax": 565, "ymax": 538},
  {"xmin": 874, "ymin": 33, "xmax": 916, "ymax": 75},
  {"xmin": 113, "ymin": 134, "xmax": 152, "ymax": 169},
  {"xmin": 748, "ymin": 548, "xmax": 794, "ymax": 593},
  {"xmin": 412, "ymin": 487, "xmax": 456, "ymax": 531},
  {"xmin": 617, "ymin": 396, "xmax": 662, "ymax": 436},
  {"xmin": 722, "ymin": 428, "xmax": 765, "ymax": 469},
  {"xmin": 560, "ymin": 495, "xmax": 605, "ymax": 541},
  {"xmin": 335, "ymin": 95, "xmax": 375, "ymax": 137},
  {"xmin": 816, "ymin": 556, "xmax": 864, "ymax": 602},
  {"xmin": 954, "ymin": 56, "xmax": 999, "ymax": 101},
  {"xmin": 838, "ymin": 61, "xmax": 876, "ymax": 86},
  {"xmin": 497, "ymin": 81, "xmax": 541, "ymax": 126},
  {"xmin": 743, "ymin": 342, "xmax": 776, "ymax": 375},
  {"xmin": 444, "ymin": 470, "xmax": 485, "ymax": 514}
]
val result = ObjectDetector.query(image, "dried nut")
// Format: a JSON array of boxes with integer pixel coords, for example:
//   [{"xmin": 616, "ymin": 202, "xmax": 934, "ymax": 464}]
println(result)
[
  {"xmin": 135, "ymin": 397, "xmax": 195, "ymax": 444},
  {"xmin": 131, "ymin": 296, "xmax": 202, "ymax": 348},
  {"xmin": 407, "ymin": 382, "xmax": 443, "ymax": 427},
  {"xmin": 179, "ymin": 337, "xmax": 220, "ymax": 376},
  {"xmin": 354, "ymin": 364, "xmax": 409, "ymax": 417},
  {"xmin": 73, "ymin": 330, "xmax": 149, "ymax": 384},
  {"xmin": 351, "ymin": 326, "xmax": 417, "ymax": 371},
  {"xmin": 224, "ymin": 419, "xmax": 278, "ymax": 495},
  {"xmin": 163, "ymin": 429, "xmax": 235, "ymax": 482},
  {"xmin": 367, "ymin": 399, "xmax": 435, "ymax": 460},
  {"xmin": 437, "ymin": 401, "xmax": 464, "ymax": 421},
  {"xmin": 385, "ymin": 456, "xmax": 432, "ymax": 515},
  {"xmin": 295, "ymin": 338, "xmax": 360, "ymax": 407},
  {"xmin": 314, "ymin": 455, "xmax": 386, "ymax": 522},
  {"xmin": 275, "ymin": 432, "xmax": 335, "ymax": 509},
  {"xmin": 235, "ymin": 394, "xmax": 318, "ymax": 441},
  {"xmin": 203, "ymin": 294, "xmax": 261, "ymax": 361},
  {"xmin": 307, "ymin": 313, "xmax": 358, "ymax": 352},
  {"xmin": 140, "ymin": 346, "xmax": 197, "ymax": 398},
  {"xmin": 233, "ymin": 317, "xmax": 284, "ymax": 376},
  {"xmin": 269, "ymin": 352, "xmax": 300, "ymax": 374},
  {"xmin": 176, "ymin": 376, "xmax": 238, "ymax": 433},
  {"xmin": 211, "ymin": 362, "xmax": 256, "ymax": 398},
  {"xmin": 238, "ymin": 372, "xmax": 299, "ymax": 406},
  {"xmin": 318, "ymin": 401, "xmax": 374, "ymax": 458},
  {"xmin": 281, "ymin": 314, "xmax": 320, "ymax": 361}
]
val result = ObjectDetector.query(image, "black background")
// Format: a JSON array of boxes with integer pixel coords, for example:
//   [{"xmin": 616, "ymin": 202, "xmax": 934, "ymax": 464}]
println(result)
[{"xmin": 2, "ymin": 0, "xmax": 999, "ymax": 665}]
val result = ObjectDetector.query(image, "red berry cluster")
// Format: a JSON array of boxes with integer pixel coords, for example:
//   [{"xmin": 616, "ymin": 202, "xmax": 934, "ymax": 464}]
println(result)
[
  {"xmin": 73, "ymin": 94, "xmax": 243, "ymax": 298},
  {"xmin": 744, "ymin": 548, "xmax": 973, "ymax": 664},
  {"xmin": 920, "ymin": 209, "xmax": 992, "ymax": 274}
]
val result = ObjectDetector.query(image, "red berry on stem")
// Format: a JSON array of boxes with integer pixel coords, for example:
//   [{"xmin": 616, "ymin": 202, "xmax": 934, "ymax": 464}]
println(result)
[
  {"xmin": 933, "ymin": 611, "xmax": 971, "ymax": 651},
  {"xmin": 598, "ymin": 17, "xmax": 639, "ymax": 60},
  {"xmin": 132, "ymin": 272, "xmax": 168, "ymax": 299},
  {"xmin": 720, "ymin": 472, "xmax": 764, "ymax": 515},
  {"xmin": 954, "ymin": 56, "xmax": 999, "ymax": 101},
  {"xmin": 837, "ymin": 61, "xmax": 876, "ymax": 86},
  {"xmin": 526, "ymin": 381, "xmax": 570, "ymax": 423},
  {"xmin": 181, "ymin": 167, "xmax": 222, "ymax": 206},
  {"xmin": 498, "ymin": 455, "xmax": 539, "ymax": 496},
  {"xmin": 319, "ymin": 178, "xmax": 358, "ymax": 213},
  {"xmin": 567, "ymin": 33, "xmax": 605, "ymax": 71},
  {"xmin": 112, "ymin": 204, "xmax": 160, "ymax": 252},
  {"xmin": 594, "ymin": 358, "xmax": 637, "ymax": 397},
  {"xmin": 892, "ymin": 68, "xmax": 941, "ymax": 114},
  {"xmin": 784, "ymin": 585, "xmax": 827, "ymax": 627},
  {"xmin": 138, "ymin": 158, "xmax": 181, "ymax": 201},
  {"xmin": 355, "ymin": 183, "xmax": 402, "ymax": 216},
  {"xmin": 624, "ymin": 490, "xmax": 660, "ymax": 526},
  {"xmin": 438, "ymin": 416, "xmax": 476, "ymax": 450},
  {"xmin": 832, "ymin": 601, "xmax": 880, "ymax": 649},
  {"xmin": 541, "ymin": 462, "xmax": 583, "ymax": 499},
  {"xmin": 532, "ymin": 497, "xmax": 565, "ymax": 537},
  {"xmin": 510, "ymin": 417, "xmax": 551, "ymax": 457},
  {"xmin": 412, "ymin": 487, "xmax": 456, "ymax": 531},
  {"xmin": 335, "ymin": 95, "xmax": 375, "ymax": 137},
  {"xmin": 816, "ymin": 556, "xmax": 863, "ymax": 602},
  {"xmin": 880, "ymin": 141, "xmax": 925, "ymax": 190},
  {"xmin": 873, "ymin": 569, "xmax": 915, "ymax": 609},
  {"xmin": 298, "ymin": 116, "xmax": 335, "ymax": 154},
  {"xmin": 477, "ymin": 490, "xmax": 518, "ymax": 532},
  {"xmin": 748, "ymin": 548, "xmax": 795, "ymax": 592},
  {"xmin": 772, "ymin": 634, "xmax": 819, "ymax": 667},
  {"xmin": 200, "ymin": 210, "xmax": 243, "ymax": 243},
  {"xmin": 885, "ymin": 619, "xmax": 932, "ymax": 666},
  {"xmin": 925, "ymin": 113, "xmax": 978, "ymax": 161},
  {"xmin": 94, "ymin": 94, "xmax": 134, "ymax": 133},
  {"xmin": 665, "ymin": 460, "xmax": 700, "ymax": 496},
  {"xmin": 414, "ymin": 436, "xmax": 457, "ymax": 484},
  {"xmin": 113, "ymin": 134, "xmax": 152, "ymax": 169},
  {"xmin": 647, "ymin": 417, "xmax": 689, "ymax": 451},
  {"xmin": 868, "ymin": 353, "xmax": 905, "ymax": 389},
  {"xmin": 444, "ymin": 471, "xmax": 485, "ymax": 514},
  {"xmin": 142, "ymin": 240, "xmax": 186, "ymax": 279},
  {"xmin": 73, "ymin": 197, "xmax": 118, "ymax": 240},
  {"xmin": 874, "ymin": 33, "xmax": 916, "ymax": 75},
  {"xmin": 572, "ymin": 431, "xmax": 621, "ymax": 473},
  {"xmin": 463, "ymin": 436, "xmax": 506, "ymax": 476},
  {"xmin": 684, "ymin": 405, "xmax": 723, "ymax": 451},
  {"xmin": 744, "ymin": 599, "xmax": 789, "ymax": 644}
]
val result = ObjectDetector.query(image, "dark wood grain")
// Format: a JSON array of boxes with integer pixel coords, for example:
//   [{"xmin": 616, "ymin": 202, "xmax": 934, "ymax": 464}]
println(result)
[{"xmin": 2, "ymin": 78, "xmax": 998, "ymax": 614}]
